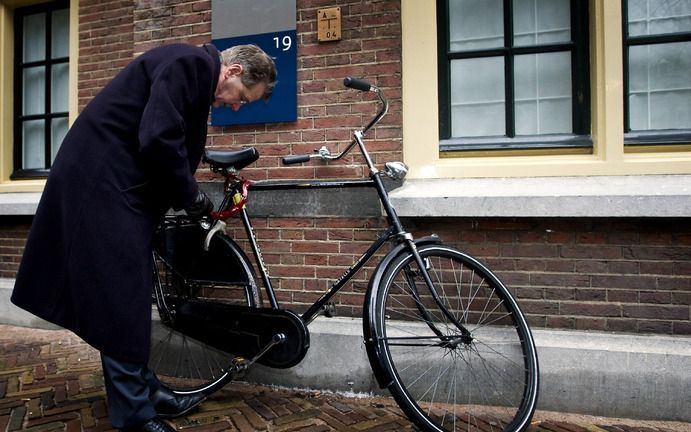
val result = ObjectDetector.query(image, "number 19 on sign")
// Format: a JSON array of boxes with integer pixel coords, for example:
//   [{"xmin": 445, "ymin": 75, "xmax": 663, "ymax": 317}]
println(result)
[{"xmin": 274, "ymin": 35, "xmax": 292, "ymax": 51}]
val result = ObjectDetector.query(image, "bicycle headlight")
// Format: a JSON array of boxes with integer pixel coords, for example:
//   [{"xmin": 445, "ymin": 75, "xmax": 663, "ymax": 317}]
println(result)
[{"xmin": 384, "ymin": 161, "xmax": 408, "ymax": 180}]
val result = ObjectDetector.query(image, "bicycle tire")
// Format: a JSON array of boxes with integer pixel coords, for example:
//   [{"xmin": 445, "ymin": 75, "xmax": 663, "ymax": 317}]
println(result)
[
  {"xmin": 371, "ymin": 244, "xmax": 539, "ymax": 432},
  {"xmin": 149, "ymin": 220, "xmax": 260, "ymax": 394}
]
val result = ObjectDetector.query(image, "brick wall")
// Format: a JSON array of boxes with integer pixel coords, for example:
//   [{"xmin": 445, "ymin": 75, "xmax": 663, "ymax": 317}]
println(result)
[
  {"xmin": 223, "ymin": 216, "xmax": 691, "ymax": 336},
  {"xmin": 405, "ymin": 217, "xmax": 691, "ymax": 335},
  {"xmin": 77, "ymin": 0, "xmax": 134, "ymax": 110},
  {"xmin": 0, "ymin": 218, "xmax": 31, "ymax": 279},
  {"xmin": 133, "ymin": 0, "xmax": 211, "ymax": 55}
]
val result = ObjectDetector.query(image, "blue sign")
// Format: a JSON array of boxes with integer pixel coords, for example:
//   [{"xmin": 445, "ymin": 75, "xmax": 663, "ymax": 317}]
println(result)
[
  {"xmin": 211, "ymin": 30, "xmax": 297, "ymax": 126},
  {"xmin": 210, "ymin": 0, "xmax": 297, "ymax": 126}
]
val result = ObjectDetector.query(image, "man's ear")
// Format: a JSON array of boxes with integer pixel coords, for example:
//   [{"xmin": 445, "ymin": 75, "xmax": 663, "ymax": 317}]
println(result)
[{"xmin": 227, "ymin": 63, "xmax": 243, "ymax": 77}]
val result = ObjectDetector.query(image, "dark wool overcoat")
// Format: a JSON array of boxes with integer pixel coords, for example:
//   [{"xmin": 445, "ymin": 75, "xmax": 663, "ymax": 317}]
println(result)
[{"xmin": 12, "ymin": 43, "xmax": 221, "ymax": 363}]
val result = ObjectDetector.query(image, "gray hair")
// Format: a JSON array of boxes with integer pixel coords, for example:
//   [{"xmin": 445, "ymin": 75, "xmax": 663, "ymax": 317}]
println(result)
[{"xmin": 220, "ymin": 44, "xmax": 277, "ymax": 100}]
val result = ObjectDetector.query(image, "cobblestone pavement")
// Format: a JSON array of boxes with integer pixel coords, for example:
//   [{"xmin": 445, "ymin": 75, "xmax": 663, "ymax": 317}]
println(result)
[{"xmin": 1, "ymin": 324, "xmax": 690, "ymax": 432}]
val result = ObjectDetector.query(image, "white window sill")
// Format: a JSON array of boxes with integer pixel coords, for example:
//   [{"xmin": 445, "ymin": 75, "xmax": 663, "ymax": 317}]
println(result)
[
  {"xmin": 0, "ymin": 193, "xmax": 42, "ymax": 215},
  {"xmin": 389, "ymin": 175, "xmax": 691, "ymax": 217},
  {"xmin": 3, "ymin": 175, "xmax": 690, "ymax": 218}
]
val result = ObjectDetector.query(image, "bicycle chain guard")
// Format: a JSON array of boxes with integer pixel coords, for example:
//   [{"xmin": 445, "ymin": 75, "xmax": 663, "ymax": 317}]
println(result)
[{"xmin": 172, "ymin": 300, "xmax": 310, "ymax": 369}]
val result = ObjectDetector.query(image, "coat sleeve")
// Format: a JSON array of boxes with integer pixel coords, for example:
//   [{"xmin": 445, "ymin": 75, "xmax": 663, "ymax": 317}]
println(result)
[{"xmin": 138, "ymin": 55, "xmax": 213, "ymax": 210}]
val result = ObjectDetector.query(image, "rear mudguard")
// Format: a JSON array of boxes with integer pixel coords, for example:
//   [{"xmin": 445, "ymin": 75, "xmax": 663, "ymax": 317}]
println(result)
[
  {"xmin": 154, "ymin": 218, "xmax": 252, "ymax": 286},
  {"xmin": 362, "ymin": 235, "xmax": 442, "ymax": 389}
]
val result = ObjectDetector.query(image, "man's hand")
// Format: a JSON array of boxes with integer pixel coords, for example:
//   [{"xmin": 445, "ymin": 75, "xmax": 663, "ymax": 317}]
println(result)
[{"xmin": 185, "ymin": 190, "xmax": 214, "ymax": 220}]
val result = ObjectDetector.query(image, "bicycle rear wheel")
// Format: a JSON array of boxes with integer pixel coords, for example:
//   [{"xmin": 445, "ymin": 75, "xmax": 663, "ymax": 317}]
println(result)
[
  {"xmin": 149, "ymin": 219, "xmax": 260, "ymax": 394},
  {"xmin": 371, "ymin": 244, "xmax": 538, "ymax": 432}
]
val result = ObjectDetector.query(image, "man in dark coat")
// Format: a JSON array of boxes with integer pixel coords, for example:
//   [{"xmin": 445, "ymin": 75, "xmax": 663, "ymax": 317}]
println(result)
[{"xmin": 11, "ymin": 43, "xmax": 276, "ymax": 432}]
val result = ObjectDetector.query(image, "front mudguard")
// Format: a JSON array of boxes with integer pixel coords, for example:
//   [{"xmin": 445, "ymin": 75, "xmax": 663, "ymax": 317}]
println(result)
[{"xmin": 362, "ymin": 235, "xmax": 442, "ymax": 389}]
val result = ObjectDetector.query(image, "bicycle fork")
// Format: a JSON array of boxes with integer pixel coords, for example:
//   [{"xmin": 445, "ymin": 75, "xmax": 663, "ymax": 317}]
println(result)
[
  {"xmin": 402, "ymin": 240, "xmax": 474, "ymax": 346},
  {"xmin": 369, "ymin": 165, "xmax": 473, "ymax": 344}
]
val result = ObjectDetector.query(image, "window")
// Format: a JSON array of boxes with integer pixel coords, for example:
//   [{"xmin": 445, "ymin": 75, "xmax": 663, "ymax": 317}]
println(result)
[
  {"xmin": 623, "ymin": 0, "xmax": 691, "ymax": 146},
  {"xmin": 402, "ymin": 0, "xmax": 691, "ymax": 180},
  {"xmin": 12, "ymin": 1, "xmax": 70, "ymax": 179},
  {"xmin": 436, "ymin": 0, "xmax": 590, "ymax": 153}
]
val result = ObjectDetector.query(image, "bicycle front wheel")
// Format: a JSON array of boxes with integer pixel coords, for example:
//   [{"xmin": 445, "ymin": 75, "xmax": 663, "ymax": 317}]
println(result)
[
  {"xmin": 150, "ymin": 220, "xmax": 260, "ymax": 394},
  {"xmin": 372, "ymin": 244, "xmax": 539, "ymax": 432}
]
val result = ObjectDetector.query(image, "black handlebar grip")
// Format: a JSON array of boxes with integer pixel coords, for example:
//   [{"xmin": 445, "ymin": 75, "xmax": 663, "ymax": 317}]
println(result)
[
  {"xmin": 344, "ymin": 77, "xmax": 372, "ymax": 91},
  {"xmin": 282, "ymin": 154, "xmax": 311, "ymax": 165}
]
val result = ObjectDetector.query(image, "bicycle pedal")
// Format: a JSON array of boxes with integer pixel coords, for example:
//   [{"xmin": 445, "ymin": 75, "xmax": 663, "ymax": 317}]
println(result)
[{"xmin": 229, "ymin": 357, "xmax": 248, "ymax": 378}]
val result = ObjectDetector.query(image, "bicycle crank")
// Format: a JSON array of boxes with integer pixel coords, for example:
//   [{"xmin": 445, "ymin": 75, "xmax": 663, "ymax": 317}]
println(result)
[{"xmin": 222, "ymin": 333, "xmax": 286, "ymax": 380}]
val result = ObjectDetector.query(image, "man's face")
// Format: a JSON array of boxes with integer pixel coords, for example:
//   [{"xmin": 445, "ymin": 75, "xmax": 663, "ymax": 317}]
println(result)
[{"xmin": 213, "ymin": 64, "xmax": 267, "ymax": 111}]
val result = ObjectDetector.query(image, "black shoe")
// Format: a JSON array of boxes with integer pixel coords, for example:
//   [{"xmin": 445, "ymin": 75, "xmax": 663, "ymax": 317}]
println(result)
[
  {"xmin": 121, "ymin": 417, "xmax": 176, "ymax": 432},
  {"xmin": 150, "ymin": 386, "xmax": 205, "ymax": 419}
]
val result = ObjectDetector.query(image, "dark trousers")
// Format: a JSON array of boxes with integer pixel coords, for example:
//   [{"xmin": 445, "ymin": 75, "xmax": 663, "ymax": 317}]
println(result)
[{"xmin": 101, "ymin": 354, "xmax": 161, "ymax": 428}]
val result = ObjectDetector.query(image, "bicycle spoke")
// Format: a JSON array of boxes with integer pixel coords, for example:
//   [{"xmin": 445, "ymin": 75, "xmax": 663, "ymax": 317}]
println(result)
[
  {"xmin": 471, "ymin": 338, "xmax": 529, "ymax": 372},
  {"xmin": 462, "ymin": 345, "xmax": 519, "ymax": 408}
]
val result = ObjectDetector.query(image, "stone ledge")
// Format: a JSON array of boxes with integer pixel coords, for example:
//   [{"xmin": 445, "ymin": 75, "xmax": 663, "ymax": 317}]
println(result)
[
  {"xmin": 247, "ymin": 316, "xmax": 691, "ymax": 422},
  {"xmin": 0, "ymin": 192, "xmax": 42, "ymax": 215},
  {"xmin": 4, "ymin": 175, "xmax": 691, "ymax": 218},
  {"xmin": 0, "ymin": 278, "xmax": 59, "ymax": 329},
  {"xmin": 389, "ymin": 175, "xmax": 691, "ymax": 217}
]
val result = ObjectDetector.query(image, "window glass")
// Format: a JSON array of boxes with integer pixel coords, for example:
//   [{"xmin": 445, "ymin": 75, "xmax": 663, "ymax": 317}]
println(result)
[
  {"xmin": 514, "ymin": 52, "xmax": 572, "ymax": 135},
  {"xmin": 52, "ymin": 9, "xmax": 70, "ymax": 58},
  {"xmin": 627, "ymin": 0, "xmax": 691, "ymax": 36},
  {"xmin": 51, "ymin": 118, "xmax": 68, "ymax": 161},
  {"xmin": 449, "ymin": 0, "xmax": 503, "ymax": 51},
  {"xmin": 628, "ymin": 41, "xmax": 691, "ymax": 130},
  {"xmin": 624, "ymin": 0, "xmax": 691, "ymax": 135},
  {"xmin": 51, "ymin": 63, "xmax": 69, "ymax": 112},
  {"xmin": 23, "ymin": 13, "xmax": 46, "ymax": 62},
  {"xmin": 513, "ymin": 0, "xmax": 571, "ymax": 46},
  {"xmin": 450, "ymin": 57, "xmax": 505, "ymax": 137},
  {"xmin": 23, "ymin": 67, "xmax": 46, "ymax": 115},
  {"xmin": 23, "ymin": 120, "xmax": 45, "ymax": 169}
]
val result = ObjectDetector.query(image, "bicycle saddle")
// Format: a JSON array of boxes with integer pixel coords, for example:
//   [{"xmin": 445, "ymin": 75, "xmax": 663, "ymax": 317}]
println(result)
[{"xmin": 204, "ymin": 147, "xmax": 259, "ymax": 170}]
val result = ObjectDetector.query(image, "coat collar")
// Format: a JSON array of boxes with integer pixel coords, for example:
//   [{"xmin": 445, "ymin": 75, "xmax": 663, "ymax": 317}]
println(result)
[{"xmin": 203, "ymin": 44, "xmax": 221, "ymax": 105}]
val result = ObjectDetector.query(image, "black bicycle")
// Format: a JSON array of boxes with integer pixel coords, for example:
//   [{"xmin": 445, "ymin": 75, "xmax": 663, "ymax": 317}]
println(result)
[{"xmin": 149, "ymin": 77, "xmax": 539, "ymax": 432}]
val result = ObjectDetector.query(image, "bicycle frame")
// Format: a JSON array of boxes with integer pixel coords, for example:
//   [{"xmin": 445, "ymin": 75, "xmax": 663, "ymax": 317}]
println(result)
[{"xmin": 208, "ymin": 79, "xmax": 470, "ymax": 336}]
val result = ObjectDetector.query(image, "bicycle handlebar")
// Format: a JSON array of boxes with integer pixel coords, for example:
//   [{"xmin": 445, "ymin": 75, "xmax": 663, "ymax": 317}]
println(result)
[
  {"xmin": 282, "ymin": 154, "xmax": 311, "ymax": 165},
  {"xmin": 282, "ymin": 76, "xmax": 388, "ymax": 166},
  {"xmin": 343, "ymin": 76, "xmax": 373, "ymax": 92}
]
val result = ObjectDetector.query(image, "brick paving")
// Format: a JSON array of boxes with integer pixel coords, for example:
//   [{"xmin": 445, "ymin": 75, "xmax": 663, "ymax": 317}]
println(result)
[{"xmin": 1, "ymin": 324, "xmax": 690, "ymax": 432}]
